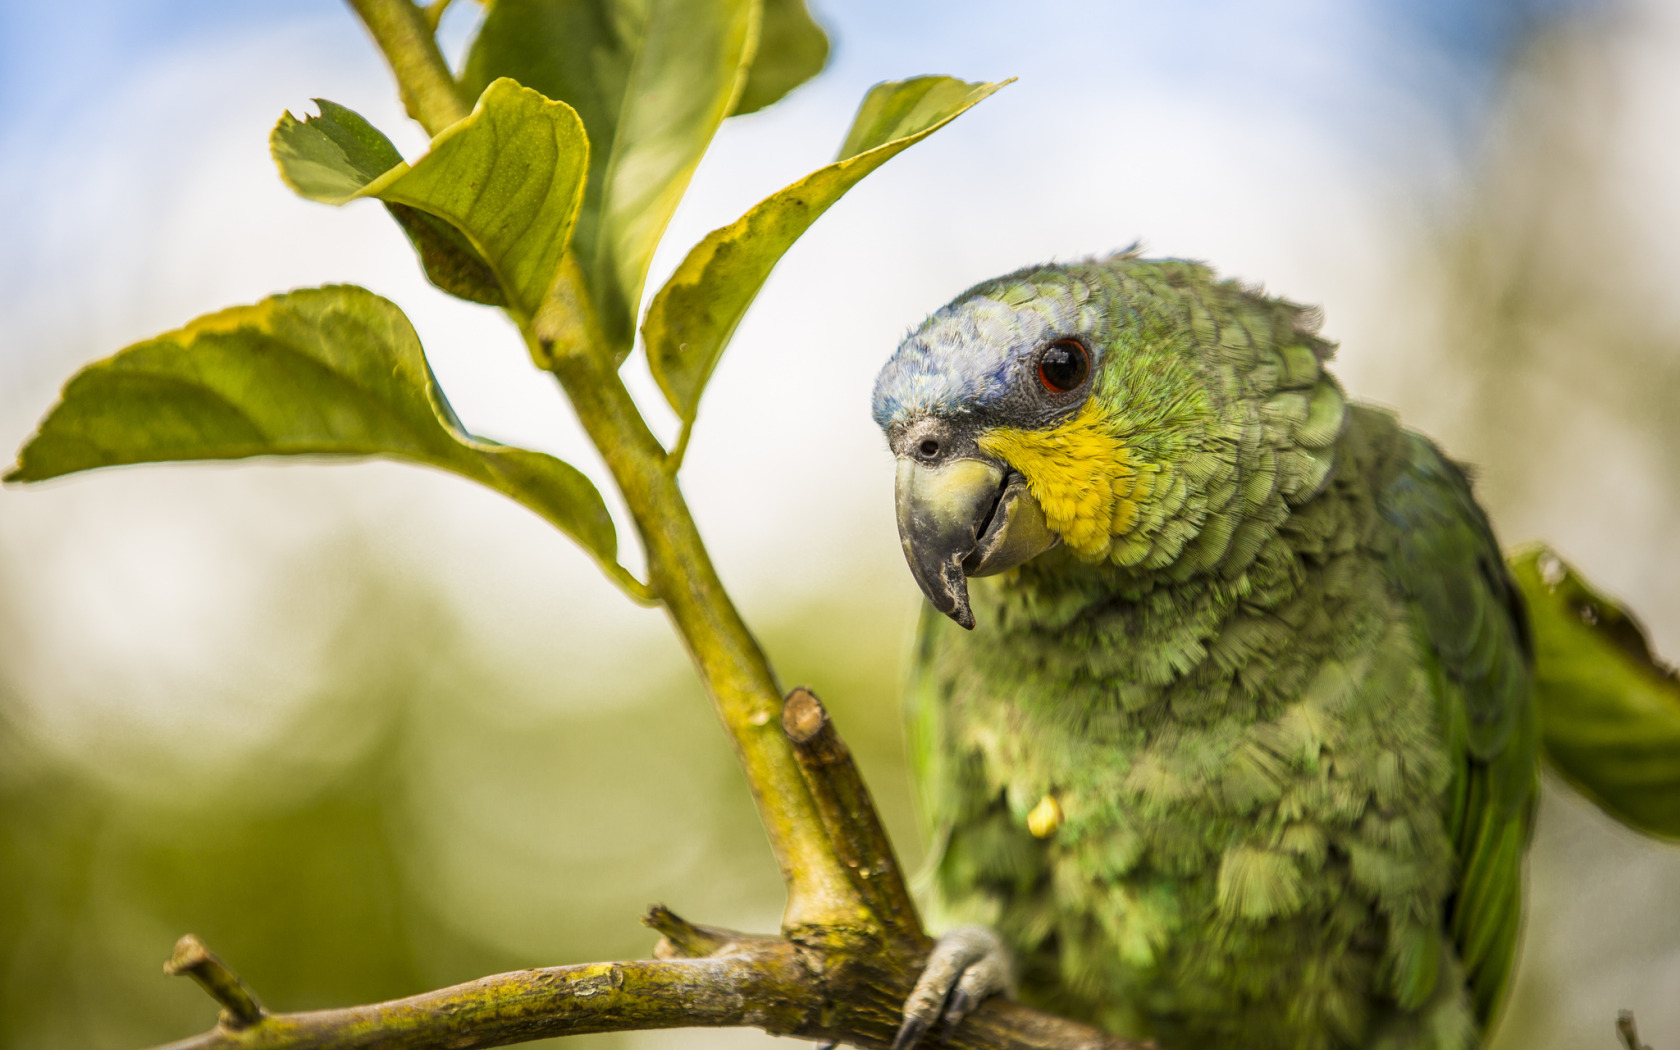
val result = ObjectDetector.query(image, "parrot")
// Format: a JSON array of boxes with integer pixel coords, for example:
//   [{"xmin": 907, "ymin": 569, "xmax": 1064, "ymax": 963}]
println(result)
[{"xmin": 869, "ymin": 250, "xmax": 1538, "ymax": 1050}]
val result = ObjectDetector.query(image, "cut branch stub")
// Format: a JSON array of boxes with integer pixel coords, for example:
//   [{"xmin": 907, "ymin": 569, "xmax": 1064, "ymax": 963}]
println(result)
[
  {"xmin": 783, "ymin": 687, "xmax": 930, "ymax": 952},
  {"xmin": 165, "ymin": 935, "xmax": 265, "ymax": 1030},
  {"xmin": 642, "ymin": 904, "xmax": 737, "ymax": 958},
  {"xmin": 1618, "ymin": 1011, "xmax": 1654, "ymax": 1050}
]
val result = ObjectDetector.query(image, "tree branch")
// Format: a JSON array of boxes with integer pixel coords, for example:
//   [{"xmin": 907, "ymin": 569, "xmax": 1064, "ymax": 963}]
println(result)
[
  {"xmin": 151, "ymin": 921, "xmax": 1140, "ymax": 1050},
  {"xmin": 145, "ymin": 699, "xmax": 1152, "ymax": 1050},
  {"xmin": 154, "ymin": 937, "xmax": 811, "ymax": 1050}
]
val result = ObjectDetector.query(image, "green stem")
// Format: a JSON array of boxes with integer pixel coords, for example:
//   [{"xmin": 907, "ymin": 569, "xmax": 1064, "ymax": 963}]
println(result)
[
  {"xmin": 666, "ymin": 418, "xmax": 695, "ymax": 473},
  {"xmin": 343, "ymin": 0, "xmax": 871, "ymax": 938},
  {"xmin": 421, "ymin": 0, "xmax": 456, "ymax": 34},
  {"xmin": 542, "ymin": 321, "xmax": 869, "ymax": 931},
  {"xmin": 344, "ymin": 0, "xmax": 468, "ymax": 136}
]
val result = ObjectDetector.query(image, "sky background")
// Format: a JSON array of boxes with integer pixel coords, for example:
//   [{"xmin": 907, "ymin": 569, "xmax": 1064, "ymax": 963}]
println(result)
[{"xmin": 2, "ymin": 1, "xmax": 1678, "ymax": 1048}]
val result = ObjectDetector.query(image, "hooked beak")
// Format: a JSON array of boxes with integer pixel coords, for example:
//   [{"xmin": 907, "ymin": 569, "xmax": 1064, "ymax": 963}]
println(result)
[{"xmin": 894, "ymin": 456, "xmax": 1060, "ymax": 629}]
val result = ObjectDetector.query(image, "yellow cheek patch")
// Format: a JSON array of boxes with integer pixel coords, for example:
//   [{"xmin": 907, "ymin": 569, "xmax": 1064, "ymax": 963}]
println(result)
[{"xmin": 978, "ymin": 401, "xmax": 1143, "ymax": 559}]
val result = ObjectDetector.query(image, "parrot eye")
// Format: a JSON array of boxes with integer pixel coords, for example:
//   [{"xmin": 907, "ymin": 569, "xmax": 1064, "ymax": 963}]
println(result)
[{"xmin": 1037, "ymin": 339, "xmax": 1089, "ymax": 394}]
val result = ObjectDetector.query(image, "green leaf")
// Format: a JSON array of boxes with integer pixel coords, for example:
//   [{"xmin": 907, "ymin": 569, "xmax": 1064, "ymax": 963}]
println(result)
[
  {"xmin": 270, "ymin": 98, "xmax": 405, "ymax": 202},
  {"xmin": 270, "ymin": 99, "xmax": 504, "ymax": 306},
  {"xmin": 835, "ymin": 75, "xmax": 1007, "ymax": 162},
  {"xmin": 271, "ymin": 81, "xmax": 588, "ymax": 321},
  {"xmin": 460, "ymin": 0, "xmax": 759, "ymax": 353},
  {"xmin": 643, "ymin": 75, "xmax": 1008, "ymax": 427},
  {"xmin": 732, "ymin": 0, "xmax": 829, "ymax": 116},
  {"xmin": 1509, "ymin": 545, "xmax": 1680, "ymax": 839},
  {"xmin": 384, "ymin": 202, "xmax": 508, "ymax": 307},
  {"xmin": 6, "ymin": 286, "xmax": 651, "ymax": 601}
]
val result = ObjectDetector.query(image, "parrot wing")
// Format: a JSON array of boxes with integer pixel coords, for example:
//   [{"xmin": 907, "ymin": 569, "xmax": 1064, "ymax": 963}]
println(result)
[{"xmin": 1377, "ymin": 432, "xmax": 1539, "ymax": 1026}]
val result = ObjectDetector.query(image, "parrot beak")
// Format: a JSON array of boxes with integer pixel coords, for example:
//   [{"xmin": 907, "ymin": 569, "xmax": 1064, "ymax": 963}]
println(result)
[{"xmin": 894, "ymin": 456, "xmax": 1059, "ymax": 629}]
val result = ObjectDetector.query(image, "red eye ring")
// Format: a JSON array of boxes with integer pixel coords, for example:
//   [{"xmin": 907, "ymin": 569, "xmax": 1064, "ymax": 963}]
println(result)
[{"xmin": 1038, "ymin": 339, "xmax": 1090, "ymax": 393}]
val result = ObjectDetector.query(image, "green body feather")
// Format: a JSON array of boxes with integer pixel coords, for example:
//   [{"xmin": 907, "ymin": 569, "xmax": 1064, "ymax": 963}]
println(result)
[{"xmin": 897, "ymin": 257, "xmax": 1537, "ymax": 1050}]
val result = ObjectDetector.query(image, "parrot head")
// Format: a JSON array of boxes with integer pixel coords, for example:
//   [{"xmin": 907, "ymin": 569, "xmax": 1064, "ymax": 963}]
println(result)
[{"xmin": 872, "ymin": 252, "xmax": 1344, "ymax": 629}]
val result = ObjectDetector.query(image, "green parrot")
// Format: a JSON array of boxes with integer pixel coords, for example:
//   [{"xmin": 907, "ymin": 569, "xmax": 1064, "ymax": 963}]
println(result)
[{"xmin": 870, "ymin": 251, "xmax": 1538, "ymax": 1050}]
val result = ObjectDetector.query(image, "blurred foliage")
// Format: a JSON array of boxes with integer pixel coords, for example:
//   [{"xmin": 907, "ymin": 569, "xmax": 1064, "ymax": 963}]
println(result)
[
  {"xmin": 1425, "ymin": 11, "xmax": 1680, "ymax": 1050},
  {"xmin": 0, "ymin": 537, "xmax": 918, "ymax": 1050},
  {"xmin": 1425, "ymin": 16, "xmax": 1680, "ymax": 498}
]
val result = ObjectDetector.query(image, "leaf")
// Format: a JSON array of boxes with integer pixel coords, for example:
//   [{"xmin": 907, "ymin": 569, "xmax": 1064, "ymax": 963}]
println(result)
[
  {"xmin": 271, "ymin": 98, "xmax": 405, "ymax": 202},
  {"xmin": 272, "ymin": 81, "xmax": 589, "ymax": 320},
  {"xmin": 1509, "ymin": 544, "xmax": 1680, "ymax": 839},
  {"xmin": 643, "ymin": 75, "xmax": 1008, "ymax": 426},
  {"xmin": 6, "ymin": 286, "xmax": 649, "ymax": 599},
  {"xmin": 384, "ymin": 202, "xmax": 507, "ymax": 307},
  {"xmin": 460, "ymin": 0, "xmax": 759, "ymax": 352},
  {"xmin": 271, "ymin": 99, "xmax": 505, "ymax": 306},
  {"xmin": 731, "ymin": 0, "xmax": 829, "ymax": 116}
]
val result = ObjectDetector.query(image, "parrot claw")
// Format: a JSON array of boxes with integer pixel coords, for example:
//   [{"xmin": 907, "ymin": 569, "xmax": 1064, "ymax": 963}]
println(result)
[
  {"xmin": 942, "ymin": 988, "xmax": 978, "ymax": 1034},
  {"xmin": 894, "ymin": 927, "xmax": 1015, "ymax": 1050},
  {"xmin": 891, "ymin": 1015, "xmax": 928, "ymax": 1050}
]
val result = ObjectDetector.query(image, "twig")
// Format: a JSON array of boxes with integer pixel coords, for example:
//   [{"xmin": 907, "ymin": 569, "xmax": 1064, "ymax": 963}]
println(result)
[
  {"xmin": 1619, "ymin": 1011, "xmax": 1654, "ymax": 1050},
  {"xmin": 165, "ymin": 936, "xmax": 264, "ymax": 1029},
  {"xmin": 151, "ymin": 947, "xmax": 811, "ymax": 1050},
  {"xmin": 783, "ymin": 687, "xmax": 931, "ymax": 951},
  {"xmin": 642, "ymin": 904, "xmax": 738, "ymax": 958}
]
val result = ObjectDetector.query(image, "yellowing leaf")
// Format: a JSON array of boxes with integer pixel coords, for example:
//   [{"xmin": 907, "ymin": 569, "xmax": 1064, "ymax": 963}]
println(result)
[
  {"xmin": 7, "ymin": 286, "xmax": 651, "ymax": 601},
  {"xmin": 643, "ymin": 76, "xmax": 1009, "ymax": 428}
]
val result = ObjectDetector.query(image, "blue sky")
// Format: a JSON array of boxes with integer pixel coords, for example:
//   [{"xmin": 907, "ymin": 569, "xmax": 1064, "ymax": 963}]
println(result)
[{"xmin": 0, "ymin": 0, "xmax": 1583, "ymax": 155}]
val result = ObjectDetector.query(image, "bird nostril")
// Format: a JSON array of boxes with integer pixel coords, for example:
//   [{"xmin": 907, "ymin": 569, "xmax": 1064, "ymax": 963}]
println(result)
[{"xmin": 919, "ymin": 439, "xmax": 940, "ymax": 459}]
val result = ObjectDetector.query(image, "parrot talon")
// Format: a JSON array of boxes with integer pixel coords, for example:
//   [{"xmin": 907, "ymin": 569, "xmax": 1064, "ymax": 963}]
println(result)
[
  {"xmin": 891, "ymin": 1015, "xmax": 929, "ymax": 1050},
  {"xmin": 942, "ymin": 988, "xmax": 977, "ymax": 1034},
  {"xmin": 894, "ymin": 927, "xmax": 1014, "ymax": 1050}
]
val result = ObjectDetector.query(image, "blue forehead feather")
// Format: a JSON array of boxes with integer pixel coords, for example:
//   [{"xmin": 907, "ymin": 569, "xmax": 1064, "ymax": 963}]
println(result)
[{"xmin": 872, "ymin": 269, "xmax": 1093, "ymax": 430}]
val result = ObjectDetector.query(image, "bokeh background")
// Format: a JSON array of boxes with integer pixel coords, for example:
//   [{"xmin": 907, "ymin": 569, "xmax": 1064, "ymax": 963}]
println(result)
[{"xmin": 2, "ymin": 1, "xmax": 1678, "ymax": 1048}]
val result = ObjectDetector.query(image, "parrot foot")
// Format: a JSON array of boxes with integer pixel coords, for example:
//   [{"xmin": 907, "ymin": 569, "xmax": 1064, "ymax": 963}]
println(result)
[{"xmin": 893, "ymin": 926, "xmax": 1015, "ymax": 1050}]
